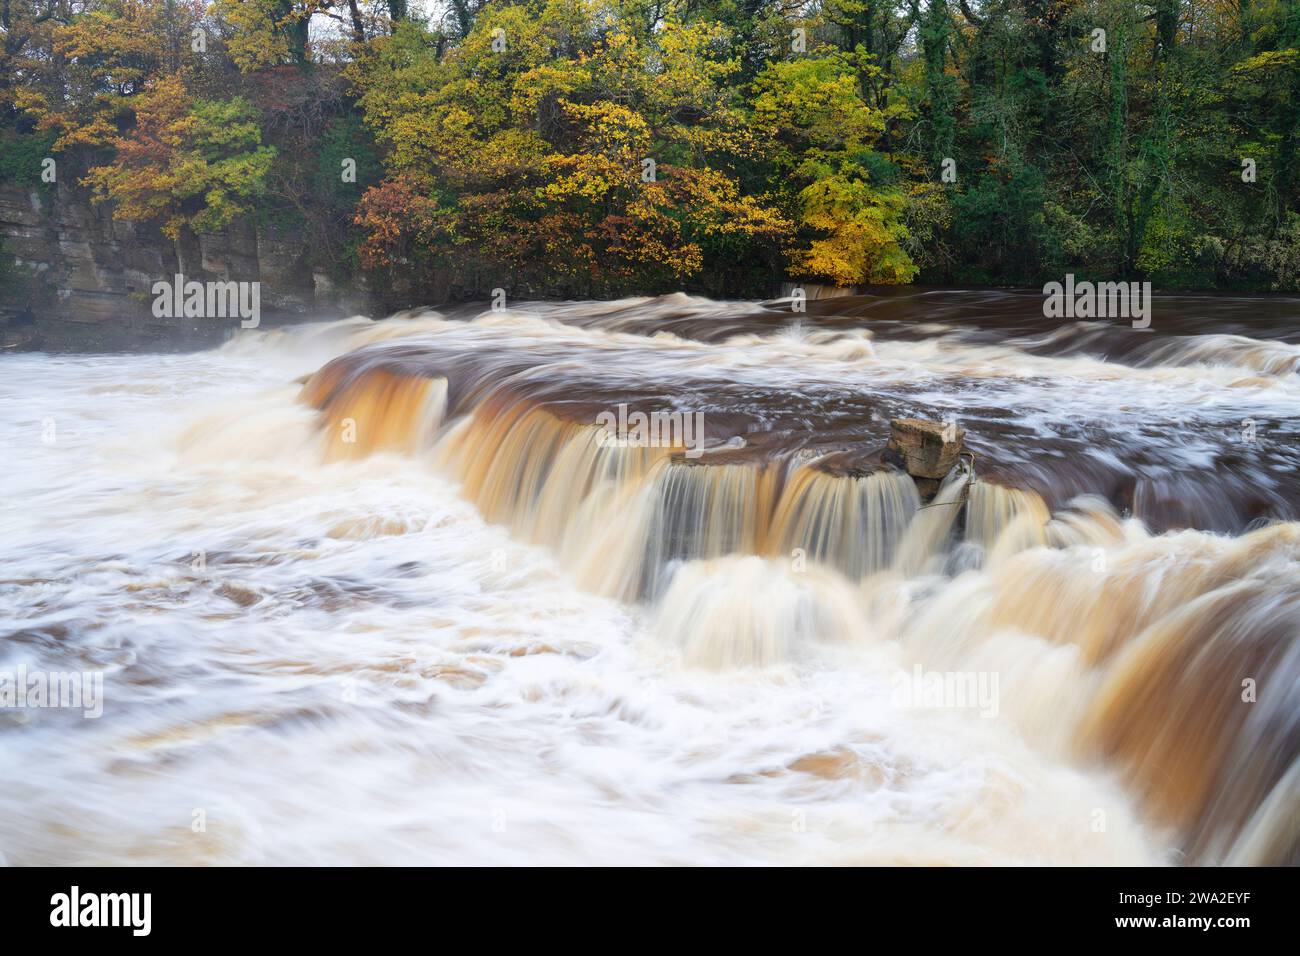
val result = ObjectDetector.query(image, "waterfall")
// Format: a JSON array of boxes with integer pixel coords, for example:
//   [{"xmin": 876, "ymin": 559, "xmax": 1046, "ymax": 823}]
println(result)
[{"xmin": 7, "ymin": 293, "xmax": 1297, "ymax": 865}]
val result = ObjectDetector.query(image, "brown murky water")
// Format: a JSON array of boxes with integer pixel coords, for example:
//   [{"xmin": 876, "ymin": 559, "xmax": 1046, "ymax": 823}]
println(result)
[{"xmin": 2, "ymin": 291, "xmax": 1297, "ymax": 864}]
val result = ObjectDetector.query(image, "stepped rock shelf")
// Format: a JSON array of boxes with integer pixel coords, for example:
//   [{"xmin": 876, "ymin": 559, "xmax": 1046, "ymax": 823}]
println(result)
[{"xmin": 298, "ymin": 296, "xmax": 1296, "ymax": 538}]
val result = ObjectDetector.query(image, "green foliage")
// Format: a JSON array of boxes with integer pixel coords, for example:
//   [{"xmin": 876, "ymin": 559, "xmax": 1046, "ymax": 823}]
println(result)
[
  {"xmin": 1, "ymin": 0, "xmax": 1296, "ymax": 294},
  {"xmin": 83, "ymin": 75, "xmax": 276, "ymax": 239},
  {"xmin": 314, "ymin": 116, "xmax": 381, "ymax": 214},
  {"xmin": 349, "ymin": 1, "xmax": 793, "ymax": 296},
  {"xmin": 949, "ymin": 166, "xmax": 1049, "ymax": 283},
  {"xmin": 0, "ymin": 131, "xmax": 57, "ymax": 187}
]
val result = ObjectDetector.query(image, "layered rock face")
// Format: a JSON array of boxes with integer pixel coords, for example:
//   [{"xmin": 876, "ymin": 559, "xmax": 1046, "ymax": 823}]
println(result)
[
  {"xmin": 885, "ymin": 418, "xmax": 966, "ymax": 478},
  {"xmin": 0, "ymin": 182, "xmax": 373, "ymax": 350}
]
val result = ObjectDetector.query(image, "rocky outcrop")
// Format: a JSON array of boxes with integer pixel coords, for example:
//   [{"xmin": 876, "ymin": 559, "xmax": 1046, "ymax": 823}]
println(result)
[
  {"xmin": 777, "ymin": 281, "xmax": 860, "ymax": 300},
  {"xmin": 0, "ymin": 181, "xmax": 374, "ymax": 350},
  {"xmin": 885, "ymin": 417, "xmax": 966, "ymax": 479}
]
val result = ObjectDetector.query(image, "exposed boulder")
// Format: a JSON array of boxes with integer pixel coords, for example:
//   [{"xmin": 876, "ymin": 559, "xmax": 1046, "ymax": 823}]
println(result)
[{"xmin": 885, "ymin": 417, "xmax": 965, "ymax": 479}]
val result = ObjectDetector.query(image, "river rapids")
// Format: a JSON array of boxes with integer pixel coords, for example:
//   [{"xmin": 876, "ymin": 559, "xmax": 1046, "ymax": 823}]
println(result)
[{"xmin": 1, "ymin": 290, "xmax": 1297, "ymax": 865}]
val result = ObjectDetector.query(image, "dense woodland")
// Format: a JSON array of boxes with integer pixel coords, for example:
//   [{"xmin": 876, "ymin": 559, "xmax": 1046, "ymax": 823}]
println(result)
[{"xmin": 1, "ymin": 0, "xmax": 1297, "ymax": 299}]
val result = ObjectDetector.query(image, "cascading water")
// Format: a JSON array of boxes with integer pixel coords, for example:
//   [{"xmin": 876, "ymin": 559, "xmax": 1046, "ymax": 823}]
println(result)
[{"xmin": 2, "ymin": 291, "xmax": 1296, "ymax": 865}]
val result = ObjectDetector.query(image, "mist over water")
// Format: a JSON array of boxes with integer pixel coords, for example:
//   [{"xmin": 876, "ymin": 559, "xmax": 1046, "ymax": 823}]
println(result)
[{"xmin": 2, "ymin": 291, "xmax": 1297, "ymax": 865}]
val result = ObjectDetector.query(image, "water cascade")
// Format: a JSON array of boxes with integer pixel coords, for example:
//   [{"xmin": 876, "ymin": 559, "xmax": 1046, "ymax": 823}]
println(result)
[
  {"xmin": 297, "ymin": 296, "xmax": 1300, "ymax": 865},
  {"xmin": 5, "ymin": 291, "xmax": 1297, "ymax": 865}
]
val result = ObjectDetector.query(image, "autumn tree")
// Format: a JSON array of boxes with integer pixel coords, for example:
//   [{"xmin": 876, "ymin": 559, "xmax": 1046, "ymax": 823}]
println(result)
[
  {"xmin": 755, "ymin": 50, "xmax": 918, "ymax": 284},
  {"xmin": 351, "ymin": 1, "xmax": 791, "ymax": 296},
  {"xmin": 82, "ymin": 72, "xmax": 276, "ymax": 238},
  {"xmin": 9, "ymin": 0, "xmax": 204, "ymax": 150}
]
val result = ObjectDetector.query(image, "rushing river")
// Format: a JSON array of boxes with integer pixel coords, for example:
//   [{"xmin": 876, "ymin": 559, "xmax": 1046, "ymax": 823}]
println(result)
[{"xmin": 1, "ymin": 291, "xmax": 1297, "ymax": 865}]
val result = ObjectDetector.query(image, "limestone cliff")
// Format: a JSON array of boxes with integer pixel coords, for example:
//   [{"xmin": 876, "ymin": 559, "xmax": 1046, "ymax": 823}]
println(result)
[{"xmin": 0, "ymin": 181, "xmax": 374, "ymax": 351}]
